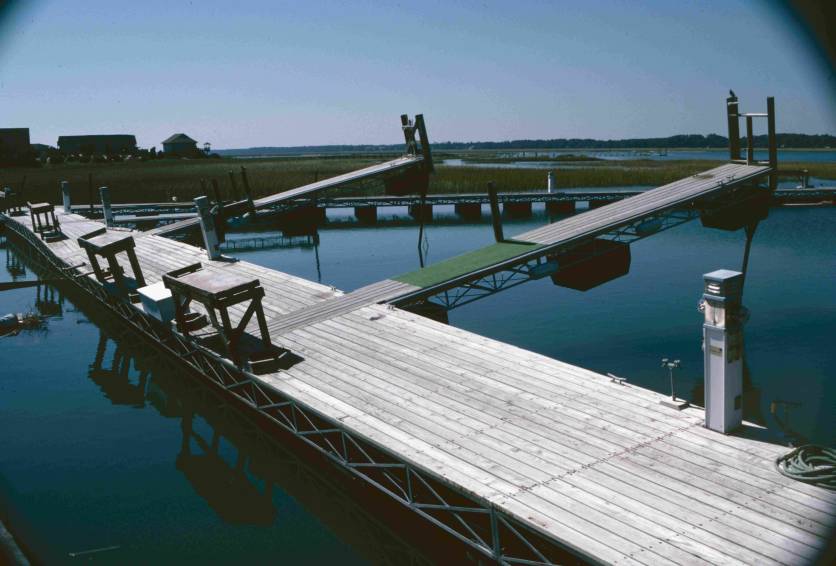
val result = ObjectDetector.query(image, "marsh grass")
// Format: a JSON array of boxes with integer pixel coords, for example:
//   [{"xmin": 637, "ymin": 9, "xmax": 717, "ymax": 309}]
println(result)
[{"xmin": 3, "ymin": 156, "xmax": 834, "ymax": 205}]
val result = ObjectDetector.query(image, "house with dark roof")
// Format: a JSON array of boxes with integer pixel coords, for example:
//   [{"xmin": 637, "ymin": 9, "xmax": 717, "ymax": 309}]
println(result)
[
  {"xmin": 162, "ymin": 133, "xmax": 199, "ymax": 156},
  {"xmin": 0, "ymin": 128, "xmax": 34, "ymax": 165},
  {"xmin": 0, "ymin": 128, "xmax": 31, "ymax": 151},
  {"xmin": 58, "ymin": 134, "xmax": 137, "ymax": 155}
]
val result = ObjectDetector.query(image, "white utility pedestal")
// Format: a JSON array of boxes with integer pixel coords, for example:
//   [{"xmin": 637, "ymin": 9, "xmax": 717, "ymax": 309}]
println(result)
[{"xmin": 702, "ymin": 269, "xmax": 745, "ymax": 433}]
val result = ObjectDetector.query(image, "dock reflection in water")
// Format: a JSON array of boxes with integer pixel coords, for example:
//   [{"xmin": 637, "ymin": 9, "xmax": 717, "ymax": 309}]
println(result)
[
  {"xmin": 0, "ymin": 240, "xmax": 436, "ymax": 565},
  {"xmin": 82, "ymin": 301, "xmax": 434, "ymax": 565}
]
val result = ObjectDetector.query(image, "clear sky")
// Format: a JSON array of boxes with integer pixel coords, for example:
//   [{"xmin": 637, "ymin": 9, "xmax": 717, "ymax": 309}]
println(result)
[{"xmin": 1, "ymin": 0, "xmax": 834, "ymax": 149}]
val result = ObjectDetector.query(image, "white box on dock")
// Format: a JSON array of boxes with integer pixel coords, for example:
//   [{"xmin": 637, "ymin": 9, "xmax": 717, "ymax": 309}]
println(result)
[{"xmin": 138, "ymin": 282, "xmax": 175, "ymax": 323}]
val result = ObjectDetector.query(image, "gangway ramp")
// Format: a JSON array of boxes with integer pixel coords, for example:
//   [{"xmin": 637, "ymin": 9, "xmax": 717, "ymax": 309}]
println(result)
[
  {"xmin": 388, "ymin": 162, "xmax": 771, "ymax": 306},
  {"xmin": 149, "ymin": 154, "xmax": 425, "ymax": 236}
]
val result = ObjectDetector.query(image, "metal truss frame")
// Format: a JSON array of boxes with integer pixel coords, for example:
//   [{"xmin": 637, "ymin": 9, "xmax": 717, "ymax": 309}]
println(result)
[
  {"xmin": 2, "ymin": 214, "xmax": 578, "ymax": 566},
  {"xmin": 394, "ymin": 207, "xmax": 703, "ymax": 312}
]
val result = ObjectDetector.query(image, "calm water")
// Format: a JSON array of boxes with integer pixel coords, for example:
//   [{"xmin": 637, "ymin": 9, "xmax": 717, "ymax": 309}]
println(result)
[
  {"xmin": 0, "ymin": 242, "xmax": 432, "ymax": 564},
  {"xmin": 1, "ymin": 204, "xmax": 834, "ymax": 563},
  {"xmin": 443, "ymin": 149, "xmax": 836, "ymax": 167}
]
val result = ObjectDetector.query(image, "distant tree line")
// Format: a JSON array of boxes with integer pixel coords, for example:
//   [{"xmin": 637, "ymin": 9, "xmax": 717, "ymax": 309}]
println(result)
[{"xmin": 217, "ymin": 133, "xmax": 836, "ymax": 157}]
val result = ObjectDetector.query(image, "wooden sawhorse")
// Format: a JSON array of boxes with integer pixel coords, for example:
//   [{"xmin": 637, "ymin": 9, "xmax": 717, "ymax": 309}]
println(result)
[
  {"xmin": 77, "ymin": 228, "xmax": 146, "ymax": 301},
  {"xmin": 162, "ymin": 263, "xmax": 272, "ymax": 366}
]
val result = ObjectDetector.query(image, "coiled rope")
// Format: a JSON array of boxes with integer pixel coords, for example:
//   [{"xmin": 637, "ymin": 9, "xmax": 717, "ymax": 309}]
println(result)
[{"xmin": 775, "ymin": 445, "xmax": 836, "ymax": 490}]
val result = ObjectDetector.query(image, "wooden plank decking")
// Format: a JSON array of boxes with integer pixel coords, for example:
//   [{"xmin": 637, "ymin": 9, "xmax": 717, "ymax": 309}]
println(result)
[{"xmin": 3, "ymin": 201, "xmax": 834, "ymax": 565}]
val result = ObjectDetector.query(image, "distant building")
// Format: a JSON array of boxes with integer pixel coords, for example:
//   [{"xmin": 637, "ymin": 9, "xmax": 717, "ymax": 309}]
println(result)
[
  {"xmin": 0, "ymin": 128, "xmax": 31, "ymax": 152},
  {"xmin": 0, "ymin": 128, "xmax": 35, "ymax": 165},
  {"xmin": 162, "ymin": 133, "xmax": 198, "ymax": 156},
  {"xmin": 58, "ymin": 134, "xmax": 137, "ymax": 155}
]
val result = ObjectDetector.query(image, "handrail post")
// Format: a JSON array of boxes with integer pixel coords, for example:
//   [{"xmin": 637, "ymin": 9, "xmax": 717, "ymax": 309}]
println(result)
[{"xmin": 726, "ymin": 94, "xmax": 741, "ymax": 161}]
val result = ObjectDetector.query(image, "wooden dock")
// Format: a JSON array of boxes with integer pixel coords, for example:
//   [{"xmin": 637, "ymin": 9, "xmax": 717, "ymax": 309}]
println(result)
[{"xmin": 2, "ymin": 194, "xmax": 834, "ymax": 564}]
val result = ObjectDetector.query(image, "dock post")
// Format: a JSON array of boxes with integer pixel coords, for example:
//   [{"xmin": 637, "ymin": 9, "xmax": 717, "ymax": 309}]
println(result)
[
  {"xmin": 194, "ymin": 196, "xmax": 221, "ymax": 260},
  {"xmin": 61, "ymin": 181, "xmax": 71, "ymax": 213},
  {"xmin": 488, "ymin": 182, "xmax": 503, "ymax": 242},
  {"xmin": 726, "ymin": 93, "xmax": 741, "ymax": 161},
  {"xmin": 99, "ymin": 186, "xmax": 114, "ymax": 227},
  {"xmin": 767, "ymin": 96, "xmax": 777, "ymax": 191},
  {"xmin": 547, "ymin": 171, "xmax": 555, "ymax": 193}
]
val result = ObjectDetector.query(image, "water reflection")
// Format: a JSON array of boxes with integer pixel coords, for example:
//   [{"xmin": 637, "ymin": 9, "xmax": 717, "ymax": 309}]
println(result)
[
  {"xmin": 64, "ymin": 284, "xmax": 434, "ymax": 565},
  {"xmin": 177, "ymin": 407, "xmax": 276, "ymax": 526},
  {"xmin": 89, "ymin": 331, "xmax": 149, "ymax": 408},
  {"xmin": 5, "ymin": 245, "xmax": 27, "ymax": 279},
  {"xmin": 34, "ymin": 283, "xmax": 63, "ymax": 317}
]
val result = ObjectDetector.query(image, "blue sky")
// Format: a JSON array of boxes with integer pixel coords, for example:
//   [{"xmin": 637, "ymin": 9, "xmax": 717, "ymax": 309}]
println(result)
[{"xmin": 1, "ymin": 0, "xmax": 834, "ymax": 149}]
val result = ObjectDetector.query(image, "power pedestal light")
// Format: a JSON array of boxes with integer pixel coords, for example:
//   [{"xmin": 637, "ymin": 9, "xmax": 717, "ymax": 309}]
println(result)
[{"xmin": 702, "ymin": 269, "xmax": 745, "ymax": 433}]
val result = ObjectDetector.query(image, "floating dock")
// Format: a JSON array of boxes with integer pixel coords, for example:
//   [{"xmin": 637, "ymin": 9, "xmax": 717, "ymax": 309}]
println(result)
[
  {"xmin": 71, "ymin": 187, "xmax": 836, "ymax": 229},
  {"xmin": 3, "ymin": 172, "xmax": 834, "ymax": 565}
]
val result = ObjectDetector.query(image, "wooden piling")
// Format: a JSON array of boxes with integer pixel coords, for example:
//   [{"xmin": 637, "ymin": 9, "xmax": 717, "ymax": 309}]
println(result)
[
  {"xmin": 99, "ymin": 186, "xmax": 114, "ymax": 227},
  {"xmin": 767, "ymin": 96, "xmax": 777, "ymax": 190},
  {"xmin": 61, "ymin": 181, "xmax": 71, "ymax": 213},
  {"xmin": 194, "ymin": 196, "xmax": 221, "ymax": 260},
  {"xmin": 727, "ymin": 94, "xmax": 741, "ymax": 160}
]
